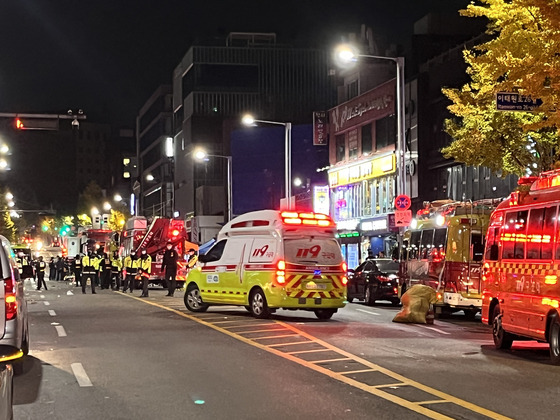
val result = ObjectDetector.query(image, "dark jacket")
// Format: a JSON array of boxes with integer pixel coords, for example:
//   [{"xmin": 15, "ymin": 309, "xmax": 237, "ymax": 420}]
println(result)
[{"xmin": 161, "ymin": 249, "xmax": 178, "ymax": 273}]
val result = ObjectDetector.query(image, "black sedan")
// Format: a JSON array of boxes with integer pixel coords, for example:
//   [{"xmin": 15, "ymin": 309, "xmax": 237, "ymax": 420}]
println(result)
[{"xmin": 347, "ymin": 258, "xmax": 400, "ymax": 306}]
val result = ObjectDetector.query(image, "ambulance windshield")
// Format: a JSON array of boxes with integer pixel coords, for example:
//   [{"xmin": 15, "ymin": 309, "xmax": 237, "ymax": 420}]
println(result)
[{"xmin": 284, "ymin": 238, "xmax": 343, "ymax": 265}]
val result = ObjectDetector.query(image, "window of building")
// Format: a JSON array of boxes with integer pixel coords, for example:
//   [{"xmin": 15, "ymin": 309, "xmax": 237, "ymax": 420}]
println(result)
[
  {"xmin": 375, "ymin": 114, "xmax": 396, "ymax": 150},
  {"xmin": 361, "ymin": 124, "xmax": 372, "ymax": 155},
  {"xmin": 336, "ymin": 134, "xmax": 345, "ymax": 162},
  {"xmin": 196, "ymin": 64, "xmax": 259, "ymax": 92},
  {"xmin": 348, "ymin": 129, "xmax": 358, "ymax": 159},
  {"xmin": 347, "ymin": 80, "xmax": 358, "ymax": 100}
]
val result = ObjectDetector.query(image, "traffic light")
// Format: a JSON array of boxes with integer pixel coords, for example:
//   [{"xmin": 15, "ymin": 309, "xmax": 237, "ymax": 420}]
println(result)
[
  {"xmin": 14, "ymin": 117, "xmax": 59, "ymax": 131},
  {"xmin": 101, "ymin": 214, "xmax": 109, "ymax": 227},
  {"xmin": 59, "ymin": 225, "xmax": 71, "ymax": 236}
]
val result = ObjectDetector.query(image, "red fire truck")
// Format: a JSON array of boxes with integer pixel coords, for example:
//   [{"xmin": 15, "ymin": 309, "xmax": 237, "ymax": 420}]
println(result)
[{"xmin": 120, "ymin": 216, "xmax": 198, "ymax": 289}]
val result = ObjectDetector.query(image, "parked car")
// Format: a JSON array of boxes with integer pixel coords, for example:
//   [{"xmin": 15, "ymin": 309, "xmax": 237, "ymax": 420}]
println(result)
[
  {"xmin": 0, "ymin": 363, "xmax": 13, "ymax": 420},
  {"xmin": 0, "ymin": 235, "xmax": 30, "ymax": 375},
  {"xmin": 347, "ymin": 258, "xmax": 400, "ymax": 306}
]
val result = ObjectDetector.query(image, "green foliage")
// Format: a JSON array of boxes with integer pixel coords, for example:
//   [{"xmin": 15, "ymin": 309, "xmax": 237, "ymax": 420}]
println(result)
[{"xmin": 443, "ymin": 0, "xmax": 560, "ymax": 176}]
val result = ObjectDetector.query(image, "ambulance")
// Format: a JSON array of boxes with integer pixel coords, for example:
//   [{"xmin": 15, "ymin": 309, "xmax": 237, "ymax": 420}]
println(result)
[{"xmin": 183, "ymin": 210, "xmax": 348, "ymax": 320}]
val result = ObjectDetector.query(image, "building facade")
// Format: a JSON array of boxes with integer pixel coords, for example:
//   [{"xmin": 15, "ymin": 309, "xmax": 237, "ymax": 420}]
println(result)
[
  {"xmin": 172, "ymin": 33, "xmax": 336, "ymax": 220},
  {"xmin": 136, "ymin": 85, "xmax": 174, "ymax": 218}
]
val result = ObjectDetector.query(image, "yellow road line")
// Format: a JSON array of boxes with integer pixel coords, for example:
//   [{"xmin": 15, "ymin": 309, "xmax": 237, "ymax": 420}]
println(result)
[
  {"xmin": 373, "ymin": 383, "xmax": 409, "ymax": 389},
  {"xmin": 310, "ymin": 357, "xmax": 352, "ymax": 364},
  {"xmin": 267, "ymin": 341, "xmax": 311, "ymax": 347},
  {"xmin": 252, "ymin": 334, "xmax": 300, "ymax": 340},
  {"xmin": 418, "ymin": 400, "xmax": 448, "ymax": 405},
  {"xmin": 341, "ymin": 369, "xmax": 378, "ymax": 375},
  {"xmin": 120, "ymin": 294, "xmax": 512, "ymax": 420},
  {"xmin": 224, "ymin": 323, "xmax": 278, "ymax": 329},
  {"xmin": 287, "ymin": 348, "xmax": 333, "ymax": 355},
  {"xmin": 236, "ymin": 328, "xmax": 288, "ymax": 334}
]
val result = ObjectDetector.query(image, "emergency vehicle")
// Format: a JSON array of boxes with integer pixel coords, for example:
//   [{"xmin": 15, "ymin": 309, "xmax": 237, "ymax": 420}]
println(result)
[
  {"xmin": 402, "ymin": 200, "xmax": 497, "ymax": 317},
  {"xmin": 482, "ymin": 170, "xmax": 560, "ymax": 363},
  {"xmin": 120, "ymin": 216, "xmax": 198, "ymax": 289},
  {"xmin": 184, "ymin": 210, "xmax": 347, "ymax": 320}
]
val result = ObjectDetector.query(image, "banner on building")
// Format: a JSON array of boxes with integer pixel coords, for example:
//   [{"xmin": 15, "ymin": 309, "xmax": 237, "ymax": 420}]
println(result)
[
  {"xmin": 313, "ymin": 185, "xmax": 330, "ymax": 215},
  {"xmin": 313, "ymin": 111, "xmax": 328, "ymax": 146}
]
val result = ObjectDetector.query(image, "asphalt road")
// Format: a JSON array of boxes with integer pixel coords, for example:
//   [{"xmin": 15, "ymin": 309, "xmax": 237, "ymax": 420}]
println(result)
[{"xmin": 12, "ymin": 278, "xmax": 559, "ymax": 420}]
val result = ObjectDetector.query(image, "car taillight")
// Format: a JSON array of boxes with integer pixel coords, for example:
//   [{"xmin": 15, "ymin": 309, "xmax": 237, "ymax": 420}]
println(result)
[
  {"xmin": 342, "ymin": 262, "xmax": 347, "ymax": 272},
  {"xmin": 5, "ymin": 277, "xmax": 17, "ymax": 320},
  {"xmin": 275, "ymin": 260, "xmax": 286, "ymax": 285},
  {"xmin": 341, "ymin": 276, "xmax": 348, "ymax": 286}
]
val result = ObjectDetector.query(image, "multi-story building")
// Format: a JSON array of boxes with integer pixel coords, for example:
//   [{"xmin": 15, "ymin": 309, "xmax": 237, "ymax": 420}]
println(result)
[
  {"xmin": 172, "ymin": 32, "xmax": 336, "ymax": 220},
  {"xmin": 136, "ymin": 85, "xmax": 174, "ymax": 217}
]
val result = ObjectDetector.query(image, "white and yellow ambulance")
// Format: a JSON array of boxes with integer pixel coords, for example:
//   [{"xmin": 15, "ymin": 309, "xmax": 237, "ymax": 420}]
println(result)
[{"xmin": 184, "ymin": 210, "xmax": 347, "ymax": 319}]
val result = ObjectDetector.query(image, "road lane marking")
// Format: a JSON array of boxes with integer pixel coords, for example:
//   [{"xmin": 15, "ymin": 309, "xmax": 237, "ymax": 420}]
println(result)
[
  {"xmin": 311, "ymin": 357, "xmax": 352, "ymax": 364},
  {"xmin": 48, "ymin": 310, "xmax": 56, "ymax": 316},
  {"xmin": 342, "ymin": 369, "xmax": 377, "ymax": 375},
  {"xmin": 418, "ymin": 400, "xmax": 449, "ymax": 405},
  {"xmin": 417, "ymin": 326, "xmax": 451, "ymax": 335},
  {"xmin": 44, "ymin": 301, "xmax": 50, "ymax": 306},
  {"xmin": 55, "ymin": 326, "xmax": 67, "ymax": 337},
  {"xmin": 355, "ymin": 308, "xmax": 381, "ymax": 316},
  {"xmin": 120, "ymin": 293, "xmax": 512, "ymax": 420},
  {"xmin": 71, "ymin": 363, "xmax": 93, "ymax": 387},
  {"xmin": 287, "ymin": 348, "xmax": 332, "ymax": 355},
  {"xmin": 236, "ymin": 328, "xmax": 287, "ymax": 334},
  {"xmin": 252, "ymin": 334, "xmax": 300, "ymax": 340}
]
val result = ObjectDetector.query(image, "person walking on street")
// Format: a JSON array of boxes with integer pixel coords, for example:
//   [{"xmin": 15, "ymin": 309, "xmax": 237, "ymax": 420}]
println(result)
[
  {"xmin": 110, "ymin": 251, "xmax": 122, "ymax": 290},
  {"xmin": 49, "ymin": 257, "xmax": 56, "ymax": 280},
  {"xmin": 161, "ymin": 241, "xmax": 178, "ymax": 297},
  {"xmin": 72, "ymin": 254, "xmax": 82, "ymax": 287},
  {"xmin": 122, "ymin": 251, "xmax": 138, "ymax": 293},
  {"xmin": 56, "ymin": 255, "xmax": 64, "ymax": 281},
  {"xmin": 100, "ymin": 252, "xmax": 112, "ymax": 289},
  {"xmin": 139, "ymin": 249, "xmax": 152, "ymax": 297},
  {"xmin": 36, "ymin": 256, "xmax": 48, "ymax": 291},
  {"xmin": 81, "ymin": 251, "xmax": 97, "ymax": 294}
]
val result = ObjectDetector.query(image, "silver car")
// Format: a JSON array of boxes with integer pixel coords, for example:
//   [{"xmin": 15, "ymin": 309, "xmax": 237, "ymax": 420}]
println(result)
[
  {"xmin": 0, "ymin": 363, "xmax": 13, "ymax": 420},
  {"xmin": 0, "ymin": 235, "xmax": 30, "ymax": 374}
]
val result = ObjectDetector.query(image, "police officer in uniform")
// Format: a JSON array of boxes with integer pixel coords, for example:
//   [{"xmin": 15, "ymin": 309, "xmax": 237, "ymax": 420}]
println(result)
[
  {"xmin": 186, "ymin": 248, "xmax": 198, "ymax": 268},
  {"xmin": 81, "ymin": 251, "xmax": 97, "ymax": 294},
  {"xmin": 161, "ymin": 241, "xmax": 178, "ymax": 297},
  {"xmin": 36, "ymin": 256, "xmax": 48, "ymax": 291},
  {"xmin": 139, "ymin": 249, "xmax": 152, "ymax": 297},
  {"xmin": 122, "ymin": 251, "xmax": 138, "ymax": 293},
  {"xmin": 72, "ymin": 254, "xmax": 82, "ymax": 287},
  {"xmin": 110, "ymin": 251, "xmax": 122, "ymax": 290}
]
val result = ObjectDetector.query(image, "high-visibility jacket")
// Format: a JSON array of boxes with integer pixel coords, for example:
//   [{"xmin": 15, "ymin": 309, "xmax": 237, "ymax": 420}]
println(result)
[
  {"xmin": 187, "ymin": 254, "xmax": 198, "ymax": 268},
  {"xmin": 123, "ymin": 256, "xmax": 139, "ymax": 275},
  {"xmin": 91, "ymin": 256, "xmax": 102, "ymax": 271},
  {"xmin": 111, "ymin": 255, "xmax": 122, "ymax": 272},
  {"xmin": 139, "ymin": 255, "xmax": 152, "ymax": 274},
  {"xmin": 37, "ymin": 261, "xmax": 46, "ymax": 272},
  {"xmin": 82, "ymin": 255, "xmax": 97, "ymax": 274}
]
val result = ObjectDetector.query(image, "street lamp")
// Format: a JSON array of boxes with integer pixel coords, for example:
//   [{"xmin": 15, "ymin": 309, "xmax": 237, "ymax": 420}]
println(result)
[
  {"xmin": 334, "ymin": 44, "xmax": 406, "ymax": 200},
  {"xmin": 91, "ymin": 207, "xmax": 99, "ymax": 216},
  {"xmin": 114, "ymin": 193, "xmax": 122, "ymax": 202},
  {"xmin": 103, "ymin": 202, "xmax": 112, "ymax": 211},
  {"xmin": 241, "ymin": 113, "xmax": 293, "ymax": 209},
  {"xmin": 335, "ymin": 44, "xmax": 407, "ymax": 259},
  {"xmin": 194, "ymin": 148, "xmax": 233, "ymax": 222}
]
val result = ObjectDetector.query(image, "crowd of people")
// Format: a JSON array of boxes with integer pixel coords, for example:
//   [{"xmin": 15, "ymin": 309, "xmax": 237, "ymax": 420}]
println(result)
[{"xmin": 18, "ymin": 242, "xmax": 199, "ymax": 297}]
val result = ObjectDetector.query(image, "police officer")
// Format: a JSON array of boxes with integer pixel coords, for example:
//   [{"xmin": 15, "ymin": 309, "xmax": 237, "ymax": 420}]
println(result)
[
  {"xmin": 161, "ymin": 241, "xmax": 178, "ymax": 297},
  {"xmin": 81, "ymin": 251, "xmax": 97, "ymax": 294},
  {"xmin": 122, "ymin": 251, "xmax": 138, "ymax": 293},
  {"xmin": 36, "ymin": 256, "xmax": 48, "ymax": 291},
  {"xmin": 139, "ymin": 249, "xmax": 152, "ymax": 297},
  {"xmin": 186, "ymin": 248, "xmax": 198, "ymax": 268},
  {"xmin": 100, "ymin": 252, "xmax": 112, "ymax": 289},
  {"xmin": 110, "ymin": 251, "xmax": 122, "ymax": 290},
  {"xmin": 72, "ymin": 254, "xmax": 82, "ymax": 287}
]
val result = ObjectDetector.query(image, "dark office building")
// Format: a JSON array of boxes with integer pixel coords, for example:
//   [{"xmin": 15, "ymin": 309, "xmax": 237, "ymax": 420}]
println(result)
[
  {"xmin": 136, "ymin": 85, "xmax": 174, "ymax": 217},
  {"xmin": 172, "ymin": 32, "xmax": 336, "ymax": 219}
]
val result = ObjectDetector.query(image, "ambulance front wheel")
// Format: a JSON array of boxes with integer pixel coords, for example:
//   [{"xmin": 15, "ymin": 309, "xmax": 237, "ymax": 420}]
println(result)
[
  {"xmin": 314, "ymin": 309, "xmax": 336, "ymax": 320},
  {"xmin": 184, "ymin": 284, "xmax": 209, "ymax": 313},
  {"xmin": 249, "ymin": 289, "xmax": 271, "ymax": 319}
]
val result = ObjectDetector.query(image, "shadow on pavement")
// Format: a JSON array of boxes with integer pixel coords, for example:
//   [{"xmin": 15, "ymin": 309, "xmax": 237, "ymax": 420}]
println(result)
[
  {"xmin": 13, "ymin": 356, "xmax": 43, "ymax": 404},
  {"xmin": 481, "ymin": 343, "xmax": 551, "ymax": 365}
]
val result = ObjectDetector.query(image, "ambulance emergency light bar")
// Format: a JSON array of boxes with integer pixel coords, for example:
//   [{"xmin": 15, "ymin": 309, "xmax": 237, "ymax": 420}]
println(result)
[{"xmin": 280, "ymin": 211, "xmax": 334, "ymax": 227}]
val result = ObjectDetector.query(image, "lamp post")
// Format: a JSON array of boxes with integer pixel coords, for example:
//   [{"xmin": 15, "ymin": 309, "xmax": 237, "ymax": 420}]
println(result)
[
  {"xmin": 241, "ymin": 114, "xmax": 293, "ymax": 210},
  {"xmin": 194, "ymin": 149, "xmax": 233, "ymax": 222},
  {"xmin": 335, "ymin": 45, "xmax": 407, "ymax": 258}
]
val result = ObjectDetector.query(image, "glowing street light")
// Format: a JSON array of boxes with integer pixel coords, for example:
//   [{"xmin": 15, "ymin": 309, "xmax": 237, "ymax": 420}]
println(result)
[
  {"xmin": 103, "ymin": 202, "xmax": 112, "ymax": 211},
  {"xmin": 114, "ymin": 193, "xmax": 122, "ymax": 202},
  {"xmin": 0, "ymin": 145, "xmax": 9, "ymax": 154},
  {"xmin": 241, "ymin": 113, "xmax": 293, "ymax": 209},
  {"xmin": 91, "ymin": 207, "xmax": 99, "ymax": 216},
  {"xmin": 146, "ymin": 174, "xmax": 155, "ymax": 182},
  {"xmin": 5, "ymin": 192, "xmax": 13, "ymax": 201},
  {"xmin": 194, "ymin": 147, "xmax": 233, "ymax": 221}
]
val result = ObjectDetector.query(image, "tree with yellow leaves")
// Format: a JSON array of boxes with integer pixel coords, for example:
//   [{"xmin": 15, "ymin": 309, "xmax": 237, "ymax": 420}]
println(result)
[{"xmin": 443, "ymin": 0, "xmax": 560, "ymax": 176}]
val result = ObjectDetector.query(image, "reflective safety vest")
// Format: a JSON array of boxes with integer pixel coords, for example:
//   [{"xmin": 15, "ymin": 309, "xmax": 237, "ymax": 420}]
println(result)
[
  {"xmin": 82, "ymin": 256, "xmax": 95, "ymax": 274},
  {"xmin": 139, "ymin": 255, "xmax": 152, "ymax": 274},
  {"xmin": 187, "ymin": 254, "xmax": 198, "ymax": 268},
  {"xmin": 91, "ymin": 256, "xmax": 102, "ymax": 271},
  {"xmin": 111, "ymin": 256, "xmax": 122, "ymax": 271},
  {"xmin": 37, "ymin": 261, "xmax": 46, "ymax": 272},
  {"xmin": 123, "ymin": 256, "xmax": 138, "ymax": 274},
  {"xmin": 74, "ymin": 259, "xmax": 82, "ymax": 270}
]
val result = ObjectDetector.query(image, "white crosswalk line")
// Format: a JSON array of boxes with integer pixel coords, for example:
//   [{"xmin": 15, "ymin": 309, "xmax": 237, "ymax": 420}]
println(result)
[{"xmin": 55, "ymin": 325, "xmax": 67, "ymax": 337}]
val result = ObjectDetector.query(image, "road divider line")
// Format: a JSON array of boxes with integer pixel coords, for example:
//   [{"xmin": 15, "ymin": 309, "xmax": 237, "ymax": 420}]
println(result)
[
  {"xmin": 417, "ymin": 326, "xmax": 451, "ymax": 335},
  {"xmin": 224, "ymin": 323, "xmax": 278, "ymax": 329},
  {"xmin": 287, "ymin": 348, "xmax": 332, "ymax": 355},
  {"xmin": 252, "ymin": 334, "xmax": 300, "ymax": 340},
  {"xmin": 310, "ymin": 357, "xmax": 351, "ymax": 364},
  {"xmin": 268, "ymin": 341, "xmax": 310, "ymax": 347},
  {"xmin": 373, "ymin": 382, "xmax": 409, "ymax": 389},
  {"xmin": 44, "ymin": 301, "xmax": 50, "ymax": 306},
  {"xmin": 48, "ymin": 310, "xmax": 56, "ymax": 316},
  {"xmin": 418, "ymin": 400, "xmax": 449, "ymax": 405},
  {"xmin": 119, "ymin": 293, "xmax": 512, "ymax": 420},
  {"xmin": 236, "ymin": 328, "xmax": 287, "ymax": 334},
  {"xmin": 341, "ymin": 369, "xmax": 377, "ymax": 375},
  {"xmin": 356, "ymin": 308, "xmax": 381, "ymax": 316},
  {"xmin": 55, "ymin": 326, "xmax": 67, "ymax": 337},
  {"xmin": 71, "ymin": 363, "xmax": 93, "ymax": 387}
]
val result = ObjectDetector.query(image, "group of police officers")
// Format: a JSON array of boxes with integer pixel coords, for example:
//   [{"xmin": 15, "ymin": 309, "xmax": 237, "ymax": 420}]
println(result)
[{"xmin": 17, "ymin": 241, "xmax": 198, "ymax": 297}]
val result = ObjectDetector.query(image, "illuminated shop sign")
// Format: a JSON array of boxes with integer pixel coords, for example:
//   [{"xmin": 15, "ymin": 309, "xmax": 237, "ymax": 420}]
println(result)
[
  {"xmin": 313, "ymin": 185, "xmax": 330, "ymax": 215},
  {"xmin": 336, "ymin": 219, "xmax": 359, "ymax": 231},
  {"xmin": 328, "ymin": 154, "xmax": 396, "ymax": 188},
  {"xmin": 361, "ymin": 218, "xmax": 388, "ymax": 232}
]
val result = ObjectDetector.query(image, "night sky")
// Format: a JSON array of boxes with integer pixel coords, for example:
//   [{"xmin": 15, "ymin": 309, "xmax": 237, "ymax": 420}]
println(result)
[{"xmin": 0, "ymin": 0, "xmax": 470, "ymax": 127}]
